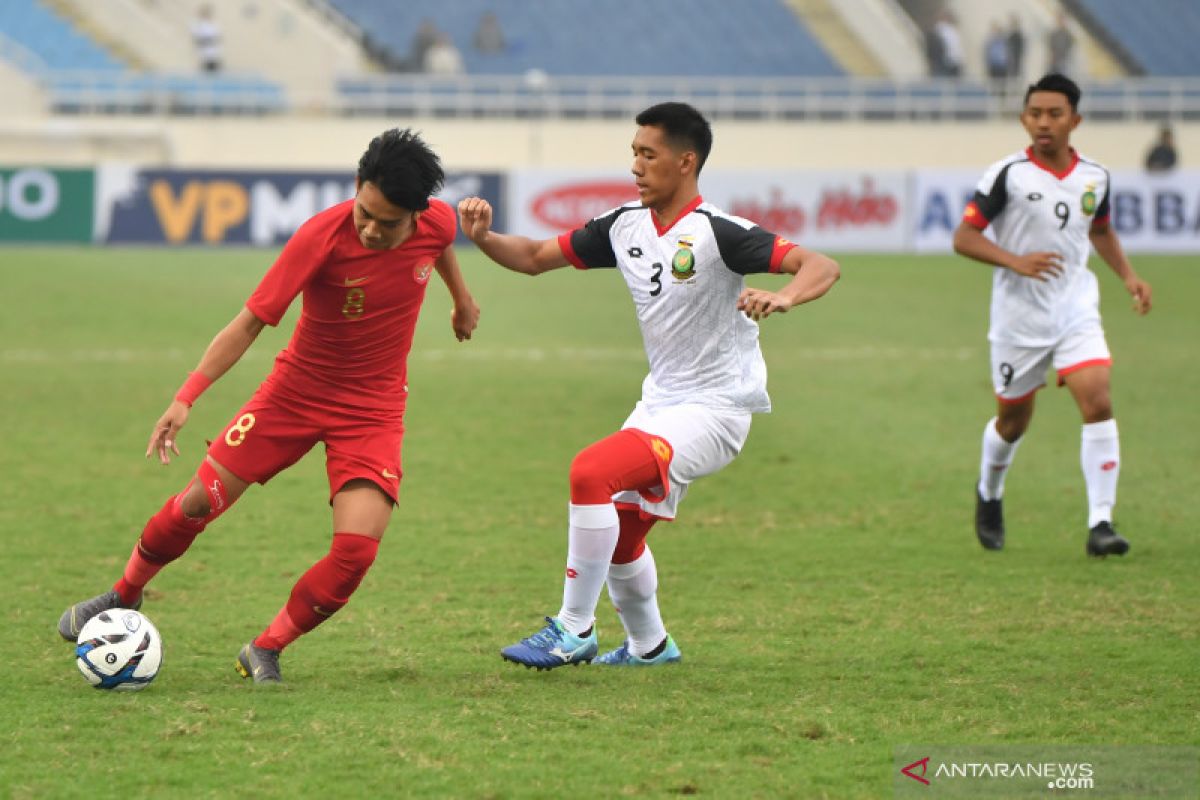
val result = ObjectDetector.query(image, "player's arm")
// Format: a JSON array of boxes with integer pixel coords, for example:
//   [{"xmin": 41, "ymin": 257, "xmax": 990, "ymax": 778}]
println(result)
[
  {"xmin": 737, "ymin": 245, "xmax": 840, "ymax": 320},
  {"xmin": 1089, "ymin": 221, "xmax": 1151, "ymax": 314},
  {"xmin": 433, "ymin": 245, "xmax": 481, "ymax": 341},
  {"xmin": 458, "ymin": 197, "xmax": 569, "ymax": 275},
  {"xmin": 146, "ymin": 307, "xmax": 266, "ymax": 465},
  {"xmin": 952, "ymin": 222, "xmax": 1064, "ymax": 281}
]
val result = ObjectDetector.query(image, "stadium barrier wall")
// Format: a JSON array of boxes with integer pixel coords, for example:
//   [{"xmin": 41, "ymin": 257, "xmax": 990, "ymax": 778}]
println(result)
[
  {"xmin": 1, "ymin": 118, "xmax": 1196, "ymax": 172},
  {"xmin": 3, "ymin": 164, "xmax": 1200, "ymax": 253}
]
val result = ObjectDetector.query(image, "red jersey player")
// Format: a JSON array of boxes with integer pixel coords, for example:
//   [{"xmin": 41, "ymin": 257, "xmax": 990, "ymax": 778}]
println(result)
[{"xmin": 57, "ymin": 129, "xmax": 480, "ymax": 683}]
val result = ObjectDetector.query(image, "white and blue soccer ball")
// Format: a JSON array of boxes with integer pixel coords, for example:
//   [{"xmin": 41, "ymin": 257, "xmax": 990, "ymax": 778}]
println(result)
[{"xmin": 75, "ymin": 609, "xmax": 163, "ymax": 691}]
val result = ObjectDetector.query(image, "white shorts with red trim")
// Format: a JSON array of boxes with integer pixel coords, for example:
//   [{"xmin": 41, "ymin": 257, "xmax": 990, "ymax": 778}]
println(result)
[
  {"xmin": 613, "ymin": 401, "xmax": 751, "ymax": 521},
  {"xmin": 990, "ymin": 320, "xmax": 1111, "ymax": 403}
]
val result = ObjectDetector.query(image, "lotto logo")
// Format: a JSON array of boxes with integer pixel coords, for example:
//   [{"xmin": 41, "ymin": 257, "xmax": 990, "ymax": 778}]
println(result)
[
  {"xmin": 565, "ymin": 567, "xmax": 578, "ymax": 579},
  {"xmin": 1101, "ymin": 461, "xmax": 1117, "ymax": 471}
]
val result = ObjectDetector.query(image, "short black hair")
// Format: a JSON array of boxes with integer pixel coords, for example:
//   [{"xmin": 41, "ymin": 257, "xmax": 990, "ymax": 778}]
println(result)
[
  {"xmin": 357, "ymin": 128, "xmax": 444, "ymax": 211},
  {"xmin": 1024, "ymin": 73, "xmax": 1081, "ymax": 112},
  {"xmin": 635, "ymin": 102, "xmax": 714, "ymax": 173}
]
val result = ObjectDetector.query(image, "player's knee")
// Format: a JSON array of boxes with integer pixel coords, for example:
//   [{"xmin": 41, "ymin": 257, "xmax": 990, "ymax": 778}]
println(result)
[
  {"xmin": 569, "ymin": 447, "xmax": 615, "ymax": 503},
  {"xmin": 1081, "ymin": 392, "xmax": 1113, "ymax": 423},
  {"xmin": 331, "ymin": 533, "xmax": 379, "ymax": 571},
  {"xmin": 178, "ymin": 482, "xmax": 211, "ymax": 519},
  {"xmin": 327, "ymin": 534, "xmax": 380, "ymax": 599},
  {"xmin": 182, "ymin": 460, "xmax": 234, "ymax": 523},
  {"xmin": 996, "ymin": 416, "xmax": 1029, "ymax": 442}
]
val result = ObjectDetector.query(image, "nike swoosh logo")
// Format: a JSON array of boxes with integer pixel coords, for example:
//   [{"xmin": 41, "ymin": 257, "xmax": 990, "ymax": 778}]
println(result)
[
  {"xmin": 312, "ymin": 605, "xmax": 335, "ymax": 617},
  {"xmin": 343, "ymin": 277, "xmax": 368, "ymax": 286},
  {"xmin": 381, "ymin": 468, "xmax": 398, "ymax": 480}
]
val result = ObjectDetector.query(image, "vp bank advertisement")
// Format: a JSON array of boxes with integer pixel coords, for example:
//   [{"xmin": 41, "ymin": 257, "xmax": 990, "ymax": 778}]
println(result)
[{"xmin": 94, "ymin": 166, "xmax": 503, "ymax": 246}]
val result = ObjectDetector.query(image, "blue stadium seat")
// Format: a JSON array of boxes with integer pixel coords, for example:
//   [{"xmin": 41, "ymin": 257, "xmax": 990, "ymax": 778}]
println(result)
[
  {"xmin": 329, "ymin": 0, "xmax": 841, "ymax": 78},
  {"xmin": 1074, "ymin": 0, "xmax": 1200, "ymax": 76},
  {"xmin": 0, "ymin": 0, "xmax": 121, "ymax": 71}
]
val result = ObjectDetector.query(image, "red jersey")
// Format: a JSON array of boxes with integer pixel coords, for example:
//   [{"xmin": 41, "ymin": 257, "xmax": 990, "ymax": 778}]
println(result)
[{"xmin": 246, "ymin": 198, "xmax": 456, "ymax": 414}]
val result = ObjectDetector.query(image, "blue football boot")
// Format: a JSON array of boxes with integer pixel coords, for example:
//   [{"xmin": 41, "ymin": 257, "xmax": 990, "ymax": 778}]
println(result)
[
  {"xmin": 595, "ymin": 635, "xmax": 682, "ymax": 666},
  {"xmin": 501, "ymin": 616, "xmax": 598, "ymax": 670}
]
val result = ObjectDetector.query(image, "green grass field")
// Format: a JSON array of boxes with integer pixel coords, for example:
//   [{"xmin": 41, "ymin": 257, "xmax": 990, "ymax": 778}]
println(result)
[{"xmin": 1, "ymin": 247, "xmax": 1196, "ymax": 799}]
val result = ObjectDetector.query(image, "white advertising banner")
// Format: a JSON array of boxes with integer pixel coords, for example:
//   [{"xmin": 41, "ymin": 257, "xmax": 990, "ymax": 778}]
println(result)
[
  {"xmin": 912, "ymin": 168, "xmax": 1200, "ymax": 254},
  {"xmin": 507, "ymin": 169, "xmax": 909, "ymax": 251}
]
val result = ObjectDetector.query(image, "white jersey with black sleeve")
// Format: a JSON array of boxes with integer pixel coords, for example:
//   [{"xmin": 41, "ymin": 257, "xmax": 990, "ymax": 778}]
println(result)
[
  {"xmin": 557, "ymin": 196, "xmax": 796, "ymax": 413},
  {"xmin": 963, "ymin": 147, "xmax": 1112, "ymax": 347}
]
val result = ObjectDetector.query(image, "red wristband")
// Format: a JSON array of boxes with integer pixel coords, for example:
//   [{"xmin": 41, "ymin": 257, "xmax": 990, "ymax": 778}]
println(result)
[{"xmin": 174, "ymin": 371, "xmax": 213, "ymax": 407}]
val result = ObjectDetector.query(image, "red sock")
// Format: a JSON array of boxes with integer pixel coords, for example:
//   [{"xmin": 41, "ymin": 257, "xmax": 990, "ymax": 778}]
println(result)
[
  {"xmin": 254, "ymin": 533, "xmax": 379, "ymax": 651},
  {"xmin": 113, "ymin": 494, "xmax": 206, "ymax": 605},
  {"xmin": 612, "ymin": 507, "xmax": 658, "ymax": 564}
]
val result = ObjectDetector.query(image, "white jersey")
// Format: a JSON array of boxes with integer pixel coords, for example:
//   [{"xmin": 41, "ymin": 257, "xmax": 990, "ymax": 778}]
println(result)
[
  {"xmin": 558, "ymin": 197, "xmax": 796, "ymax": 413},
  {"xmin": 964, "ymin": 147, "xmax": 1112, "ymax": 346}
]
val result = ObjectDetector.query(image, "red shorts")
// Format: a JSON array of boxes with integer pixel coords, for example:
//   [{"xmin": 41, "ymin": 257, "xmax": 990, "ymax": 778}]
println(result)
[{"xmin": 206, "ymin": 382, "xmax": 404, "ymax": 503}]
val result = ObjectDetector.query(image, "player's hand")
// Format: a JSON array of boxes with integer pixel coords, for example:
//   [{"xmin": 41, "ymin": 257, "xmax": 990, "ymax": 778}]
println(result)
[
  {"xmin": 1009, "ymin": 251, "xmax": 1064, "ymax": 281},
  {"xmin": 737, "ymin": 288, "xmax": 793, "ymax": 320},
  {"xmin": 457, "ymin": 197, "xmax": 494, "ymax": 243},
  {"xmin": 146, "ymin": 401, "xmax": 189, "ymax": 465},
  {"xmin": 1125, "ymin": 275, "xmax": 1152, "ymax": 315},
  {"xmin": 451, "ymin": 297, "xmax": 481, "ymax": 341}
]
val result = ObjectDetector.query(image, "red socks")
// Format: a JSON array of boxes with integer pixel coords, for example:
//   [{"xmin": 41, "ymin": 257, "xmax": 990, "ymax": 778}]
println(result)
[
  {"xmin": 113, "ymin": 462, "xmax": 233, "ymax": 605},
  {"xmin": 113, "ymin": 494, "xmax": 206, "ymax": 605},
  {"xmin": 254, "ymin": 533, "xmax": 379, "ymax": 651}
]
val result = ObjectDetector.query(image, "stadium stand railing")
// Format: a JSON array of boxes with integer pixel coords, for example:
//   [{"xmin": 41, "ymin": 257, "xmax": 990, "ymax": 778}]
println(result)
[
  {"xmin": 43, "ymin": 72, "xmax": 288, "ymax": 116},
  {"xmin": 330, "ymin": 74, "xmax": 1200, "ymax": 122}
]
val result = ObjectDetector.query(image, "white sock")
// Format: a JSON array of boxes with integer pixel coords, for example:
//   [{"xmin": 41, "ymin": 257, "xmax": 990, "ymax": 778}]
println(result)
[
  {"xmin": 978, "ymin": 417, "xmax": 1022, "ymax": 501},
  {"xmin": 557, "ymin": 503, "xmax": 619, "ymax": 636},
  {"xmin": 1081, "ymin": 419, "xmax": 1119, "ymax": 528},
  {"xmin": 606, "ymin": 547, "xmax": 666, "ymax": 657}
]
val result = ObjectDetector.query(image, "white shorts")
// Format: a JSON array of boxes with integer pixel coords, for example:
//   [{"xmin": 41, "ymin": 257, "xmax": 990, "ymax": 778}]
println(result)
[
  {"xmin": 612, "ymin": 401, "xmax": 752, "ymax": 520},
  {"xmin": 991, "ymin": 320, "xmax": 1112, "ymax": 403}
]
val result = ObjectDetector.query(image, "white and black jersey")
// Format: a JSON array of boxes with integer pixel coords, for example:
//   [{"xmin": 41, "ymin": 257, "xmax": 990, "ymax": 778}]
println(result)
[
  {"xmin": 963, "ymin": 147, "xmax": 1112, "ymax": 346},
  {"xmin": 558, "ymin": 196, "xmax": 795, "ymax": 413}
]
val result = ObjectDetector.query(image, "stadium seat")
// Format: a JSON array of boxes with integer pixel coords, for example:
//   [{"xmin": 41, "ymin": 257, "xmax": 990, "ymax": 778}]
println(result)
[
  {"xmin": 328, "ymin": 0, "xmax": 841, "ymax": 78},
  {"xmin": 1073, "ymin": 0, "xmax": 1200, "ymax": 76}
]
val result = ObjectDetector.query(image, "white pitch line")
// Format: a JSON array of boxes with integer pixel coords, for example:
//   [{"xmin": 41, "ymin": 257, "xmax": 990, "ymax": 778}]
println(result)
[{"xmin": 1, "ymin": 345, "xmax": 977, "ymax": 365}]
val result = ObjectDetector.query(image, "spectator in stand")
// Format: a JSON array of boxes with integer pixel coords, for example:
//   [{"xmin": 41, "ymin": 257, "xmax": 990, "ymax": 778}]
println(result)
[
  {"xmin": 190, "ymin": 4, "xmax": 222, "ymax": 73},
  {"xmin": 1047, "ymin": 11, "xmax": 1075, "ymax": 75},
  {"xmin": 924, "ymin": 21, "xmax": 946, "ymax": 77},
  {"xmin": 1007, "ymin": 15, "xmax": 1026, "ymax": 80},
  {"xmin": 935, "ymin": 10, "xmax": 964, "ymax": 78},
  {"xmin": 425, "ymin": 33, "xmax": 465, "ymax": 75},
  {"xmin": 985, "ymin": 22, "xmax": 1010, "ymax": 93},
  {"xmin": 410, "ymin": 19, "xmax": 440, "ymax": 72},
  {"xmin": 1145, "ymin": 126, "xmax": 1178, "ymax": 173},
  {"xmin": 473, "ymin": 11, "xmax": 507, "ymax": 55}
]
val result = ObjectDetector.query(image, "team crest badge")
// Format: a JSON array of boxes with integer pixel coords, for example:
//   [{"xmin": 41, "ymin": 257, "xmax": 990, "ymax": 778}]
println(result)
[
  {"xmin": 414, "ymin": 262, "xmax": 433, "ymax": 284},
  {"xmin": 671, "ymin": 235, "xmax": 696, "ymax": 280},
  {"xmin": 1081, "ymin": 184, "xmax": 1097, "ymax": 216}
]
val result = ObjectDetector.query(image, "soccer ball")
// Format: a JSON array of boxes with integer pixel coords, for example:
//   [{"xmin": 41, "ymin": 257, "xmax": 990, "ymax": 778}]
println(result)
[{"xmin": 74, "ymin": 609, "xmax": 163, "ymax": 691}]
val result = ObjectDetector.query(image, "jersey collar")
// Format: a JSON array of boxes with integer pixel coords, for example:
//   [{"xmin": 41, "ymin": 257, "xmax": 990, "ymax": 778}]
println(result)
[
  {"xmin": 652, "ymin": 195, "xmax": 703, "ymax": 236},
  {"xmin": 1025, "ymin": 146, "xmax": 1080, "ymax": 180}
]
